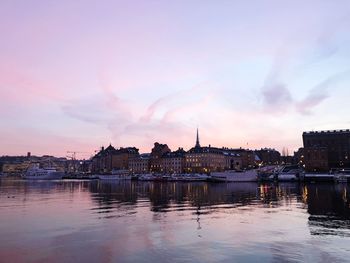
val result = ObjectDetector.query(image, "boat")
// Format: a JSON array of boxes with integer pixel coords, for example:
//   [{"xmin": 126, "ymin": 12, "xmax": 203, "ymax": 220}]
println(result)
[
  {"xmin": 138, "ymin": 174, "xmax": 156, "ymax": 181},
  {"xmin": 172, "ymin": 173, "xmax": 210, "ymax": 182},
  {"xmin": 210, "ymin": 169, "xmax": 258, "ymax": 182},
  {"xmin": 334, "ymin": 169, "xmax": 350, "ymax": 183},
  {"xmin": 303, "ymin": 173, "xmax": 334, "ymax": 182},
  {"xmin": 98, "ymin": 175, "xmax": 132, "ymax": 180},
  {"xmin": 274, "ymin": 165, "xmax": 303, "ymax": 182},
  {"xmin": 257, "ymin": 166, "xmax": 277, "ymax": 181},
  {"xmin": 98, "ymin": 169, "xmax": 132, "ymax": 180},
  {"xmin": 23, "ymin": 167, "xmax": 64, "ymax": 180}
]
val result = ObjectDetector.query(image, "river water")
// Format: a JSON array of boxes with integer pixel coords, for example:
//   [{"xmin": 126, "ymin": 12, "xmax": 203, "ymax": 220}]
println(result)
[{"xmin": 0, "ymin": 179, "xmax": 349, "ymax": 262}]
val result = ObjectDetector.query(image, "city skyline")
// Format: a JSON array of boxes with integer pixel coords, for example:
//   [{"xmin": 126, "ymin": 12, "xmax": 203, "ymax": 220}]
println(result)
[{"xmin": 1, "ymin": 1, "xmax": 350, "ymax": 156}]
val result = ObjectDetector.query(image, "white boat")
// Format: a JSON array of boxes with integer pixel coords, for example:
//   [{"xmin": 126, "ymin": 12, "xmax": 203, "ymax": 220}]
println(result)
[
  {"xmin": 171, "ymin": 173, "xmax": 209, "ymax": 182},
  {"xmin": 98, "ymin": 174, "xmax": 132, "ymax": 180},
  {"xmin": 23, "ymin": 167, "xmax": 64, "ymax": 180},
  {"xmin": 210, "ymin": 170, "xmax": 258, "ymax": 182},
  {"xmin": 275, "ymin": 165, "xmax": 303, "ymax": 181},
  {"xmin": 98, "ymin": 169, "xmax": 132, "ymax": 180},
  {"xmin": 138, "ymin": 174, "xmax": 156, "ymax": 181}
]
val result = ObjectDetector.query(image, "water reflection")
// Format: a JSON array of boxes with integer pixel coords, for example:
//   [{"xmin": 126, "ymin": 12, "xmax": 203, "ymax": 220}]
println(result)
[
  {"xmin": 1, "ymin": 179, "xmax": 350, "ymax": 262},
  {"xmin": 2, "ymin": 179, "xmax": 350, "ymax": 228},
  {"xmin": 301, "ymin": 184, "xmax": 350, "ymax": 237}
]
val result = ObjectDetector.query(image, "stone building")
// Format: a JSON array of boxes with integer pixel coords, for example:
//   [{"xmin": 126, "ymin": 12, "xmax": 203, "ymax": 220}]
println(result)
[
  {"xmin": 112, "ymin": 147, "xmax": 139, "ymax": 171},
  {"xmin": 162, "ymin": 148, "xmax": 186, "ymax": 174},
  {"xmin": 222, "ymin": 149, "xmax": 242, "ymax": 170},
  {"xmin": 149, "ymin": 142, "xmax": 171, "ymax": 172},
  {"xmin": 222, "ymin": 148, "xmax": 256, "ymax": 169},
  {"xmin": 129, "ymin": 153, "xmax": 150, "ymax": 174},
  {"xmin": 185, "ymin": 129, "xmax": 225, "ymax": 173},
  {"xmin": 296, "ymin": 147, "xmax": 329, "ymax": 172},
  {"xmin": 91, "ymin": 144, "xmax": 139, "ymax": 173},
  {"xmin": 255, "ymin": 148, "xmax": 281, "ymax": 165},
  {"xmin": 303, "ymin": 129, "xmax": 350, "ymax": 169}
]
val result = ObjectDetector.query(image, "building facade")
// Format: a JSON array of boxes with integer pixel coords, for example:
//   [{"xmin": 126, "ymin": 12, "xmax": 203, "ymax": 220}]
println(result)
[
  {"xmin": 162, "ymin": 148, "xmax": 186, "ymax": 174},
  {"xmin": 91, "ymin": 145, "xmax": 139, "ymax": 173},
  {"xmin": 255, "ymin": 148, "xmax": 281, "ymax": 165},
  {"xmin": 222, "ymin": 150, "xmax": 242, "ymax": 170},
  {"xmin": 303, "ymin": 130, "xmax": 350, "ymax": 169},
  {"xmin": 296, "ymin": 147, "xmax": 329, "ymax": 172},
  {"xmin": 149, "ymin": 142, "xmax": 171, "ymax": 172},
  {"xmin": 129, "ymin": 153, "xmax": 150, "ymax": 174}
]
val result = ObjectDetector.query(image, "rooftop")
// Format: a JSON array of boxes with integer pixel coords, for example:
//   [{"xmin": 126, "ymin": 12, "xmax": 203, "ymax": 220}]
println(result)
[{"xmin": 303, "ymin": 129, "xmax": 350, "ymax": 135}]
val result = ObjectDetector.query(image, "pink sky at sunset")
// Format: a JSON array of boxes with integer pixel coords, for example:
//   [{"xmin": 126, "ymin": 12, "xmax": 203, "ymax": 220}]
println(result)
[{"xmin": 1, "ymin": 0, "xmax": 350, "ymax": 157}]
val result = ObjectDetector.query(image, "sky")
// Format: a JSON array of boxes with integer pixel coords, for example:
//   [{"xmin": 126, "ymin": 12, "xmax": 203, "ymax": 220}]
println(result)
[{"xmin": 1, "ymin": 0, "xmax": 350, "ymax": 158}]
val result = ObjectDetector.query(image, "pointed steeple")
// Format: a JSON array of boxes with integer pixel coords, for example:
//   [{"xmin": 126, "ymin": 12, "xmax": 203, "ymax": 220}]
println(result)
[{"xmin": 195, "ymin": 128, "xmax": 201, "ymax": 148}]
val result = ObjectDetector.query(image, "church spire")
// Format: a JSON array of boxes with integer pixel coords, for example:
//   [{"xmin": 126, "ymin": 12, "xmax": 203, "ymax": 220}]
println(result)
[{"xmin": 195, "ymin": 128, "xmax": 201, "ymax": 148}]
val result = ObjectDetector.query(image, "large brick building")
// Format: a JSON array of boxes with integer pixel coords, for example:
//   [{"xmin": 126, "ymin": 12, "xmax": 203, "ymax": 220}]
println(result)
[
  {"xmin": 149, "ymin": 142, "xmax": 171, "ymax": 172},
  {"xmin": 296, "ymin": 147, "xmax": 329, "ymax": 172},
  {"xmin": 303, "ymin": 129, "xmax": 350, "ymax": 169},
  {"xmin": 91, "ymin": 145, "xmax": 139, "ymax": 173}
]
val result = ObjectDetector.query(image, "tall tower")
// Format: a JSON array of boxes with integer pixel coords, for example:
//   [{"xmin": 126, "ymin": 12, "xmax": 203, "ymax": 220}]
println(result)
[{"xmin": 195, "ymin": 128, "xmax": 201, "ymax": 148}]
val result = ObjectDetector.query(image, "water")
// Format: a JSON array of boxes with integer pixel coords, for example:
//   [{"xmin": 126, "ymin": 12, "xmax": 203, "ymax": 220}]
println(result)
[{"xmin": 0, "ymin": 179, "xmax": 350, "ymax": 262}]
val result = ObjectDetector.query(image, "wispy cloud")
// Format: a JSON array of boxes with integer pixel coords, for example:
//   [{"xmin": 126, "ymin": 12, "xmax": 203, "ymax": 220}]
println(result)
[{"xmin": 295, "ymin": 70, "xmax": 350, "ymax": 115}]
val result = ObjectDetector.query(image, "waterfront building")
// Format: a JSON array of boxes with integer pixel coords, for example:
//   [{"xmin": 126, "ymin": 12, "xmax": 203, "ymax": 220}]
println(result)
[
  {"xmin": 296, "ymin": 147, "xmax": 329, "ymax": 172},
  {"xmin": 255, "ymin": 148, "xmax": 281, "ymax": 165},
  {"xmin": 222, "ymin": 149, "xmax": 242, "ymax": 170},
  {"xmin": 185, "ymin": 129, "xmax": 226, "ymax": 173},
  {"xmin": 303, "ymin": 129, "xmax": 350, "ymax": 169},
  {"xmin": 162, "ymin": 148, "xmax": 186, "ymax": 174},
  {"xmin": 0, "ymin": 154, "xmax": 67, "ymax": 175},
  {"xmin": 222, "ymin": 148, "xmax": 256, "ymax": 169},
  {"xmin": 91, "ymin": 144, "xmax": 139, "ymax": 173},
  {"xmin": 129, "ymin": 153, "xmax": 150, "ymax": 174},
  {"xmin": 113, "ymin": 147, "xmax": 139, "ymax": 170},
  {"xmin": 149, "ymin": 142, "xmax": 171, "ymax": 172},
  {"xmin": 2, "ymin": 161, "xmax": 31, "ymax": 175}
]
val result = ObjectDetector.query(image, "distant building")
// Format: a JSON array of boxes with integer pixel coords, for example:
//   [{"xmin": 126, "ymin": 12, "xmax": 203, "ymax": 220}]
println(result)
[
  {"xmin": 0, "ymin": 154, "xmax": 68, "ymax": 174},
  {"xmin": 296, "ymin": 147, "xmax": 329, "ymax": 172},
  {"xmin": 224, "ymin": 148, "xmax": 256, "ymax": 169},
  {"xmin": 162, "ymin": 148, "xmax": 186, "ymax": 174},
  {"xmin": 129, "ymin": 153, "xmax": 150, "ymax": 174},
  {"xmin": 149, "ymin": 142, "xmax": 171, "ymax": 172},
  {"xmin": 91, "ymin": 145, "xmax": 139, "ymax": 173},
  {"xmin": 2, "ymin": 161, "xmax": 31, "ymax": 175},
  {"xmin": 185, "ymin": 129, "xmax": 226, "ymax": 173},
  {"xmin": 255, "ymin": 148, "xmax": 281, "ymax": 165},
  {"xmin": 303, "ymin": 129, "xmax": 350, "ymax": 169}
]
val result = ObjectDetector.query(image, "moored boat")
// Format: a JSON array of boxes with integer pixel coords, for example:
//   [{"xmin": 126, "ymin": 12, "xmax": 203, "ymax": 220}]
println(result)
[
  {"xmin": 23, "ymin": 167, "xmax": 64, "ymax": 180},
  {"xmin": 334, "ymin": 169, "xmax": 350, "ymax": 183},
  {"xmin": 210, "ymin": 169, "xmax": 258, "ymax": 182},
  {"xmin": 98, "ymin": 174, "xmax": 132, "ymax": 180}
]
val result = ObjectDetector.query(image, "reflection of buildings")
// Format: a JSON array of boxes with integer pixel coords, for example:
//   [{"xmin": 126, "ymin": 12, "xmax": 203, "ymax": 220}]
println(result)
[
  {"xmin": 301, "ymin": 184, "xmax": 350, "ymax": 236},
  {"xmin": 302, "ymin": 130, "xmax": 350, "ymax": 170}
]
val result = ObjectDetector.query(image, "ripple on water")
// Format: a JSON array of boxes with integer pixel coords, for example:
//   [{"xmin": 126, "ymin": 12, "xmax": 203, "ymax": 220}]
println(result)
[{"xmin": 1, "ymin": 180, "xmax": 350, "ymax": 262}]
